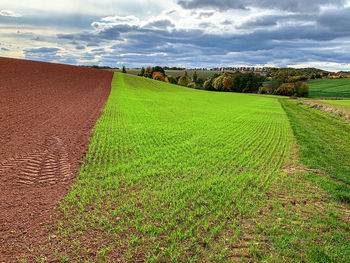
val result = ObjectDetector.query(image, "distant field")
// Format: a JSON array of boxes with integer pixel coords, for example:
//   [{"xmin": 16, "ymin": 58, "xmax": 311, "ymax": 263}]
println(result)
[
  {"xmin": 111, "ymin": 68, "xmax": 221, "ymax": 78},
  {"xmin": 308, "ymin": 78, "xmax": 350, "ymax": 98},
  {"xmin": 34, "ymin": 73, "xmax": 349, "ymax": 262},
  {"xmin": 323, "ymin": 99, "xmax": 350, "ymax": 105},
  {"xmin": 308, "ymin": 99, "xmax": 350, "ymax": 114},
  {"xmin": 165, "ymin": 70, "xmax": 220, "ymax": 79}
]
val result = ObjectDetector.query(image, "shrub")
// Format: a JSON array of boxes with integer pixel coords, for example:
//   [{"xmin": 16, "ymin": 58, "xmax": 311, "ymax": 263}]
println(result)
[
  {"xmin": 152, "ymin": 72, "xmax": 165, "ymax": 81},
  {"xmin": 273, "ymin": 84, "xmax": 292, "ymax": 96},
  {"xmin": 122, "ymin": 66, "xmax": 126, "ymax": 73},
  {"xmin": 144, "ymin": 66, "xmax": 152, "ymax": 78},
  {"xmin": 203, "ymin": 79, "xmax": 213, "ymax": 90},
  {"xmin": 168, "ymin": 76, "xmax": 177, "ymax": 84},
  {"xmin": 192, "ymin": 71, "xmax": 198, "ymax": 83},
  {"xmin": 295, "ymin": 82, "xmax": 309, "ymax": 97},
  {"xmin": 258, "ymin": 86, "xmax": 269, "ymax": 94},
  {"xmin": 178, "ymin": 73, "xmax": 191, "ymax": 87},
  {"xmin": 139, "ymin": 67, "xmax": 145, "ymax": 77},
  {"xmin": 197, "ymin": 77, "xmax": 205, "ymax": 87},
  {"xmin": 187, "ymin": 82, "xmax": 196, "ymax": 89}
]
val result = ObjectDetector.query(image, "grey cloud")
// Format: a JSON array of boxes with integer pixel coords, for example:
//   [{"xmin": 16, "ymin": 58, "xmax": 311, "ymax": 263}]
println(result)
[
  {"xmin": 198, "ymin": 22, "xmax": 212, "ymax": 28},
  {"xmin": 75, "ymin": 45, "xmax": 86, "ymax": 50},
  {"xmin": 177, "ymin": 0, "xmax": 346, "ymax": 12},
  {"xmin": 24, "ymin": 47, "xmax": 61, "ymax": 53},
  {"xmin": 198, "ymin": 11, "xmax": 214, "ymax": 18},
  {"xmin": 238, "ymin": 14, "xmax": 316, "ymax": 29},
  {"xmin": 1, "ymin": 47, "xmax": 9, "ymax": 51},
  {"xmin": 221, "ymin": 20, "xmax": 232, "ymax": 25},
  {"xmin": 165, "ymin": 10, "xmax": 176, "ymax": 15},
  {"xmin": 0, "ymin": 13, "xmax": 97, "ymax": 30},
  {"xmin": 144, "ymin": 19, "xmax": 175, "ymax": 29},
  {"xmin": 24, "ymin": 47, "xmax": 62, "ymax": 63},
  {"xmin": 31, "ymin": 6, "xmax": 350, "ymax": 69},
  {"xmin": 318, "ymin": 7, "xmax": 350, "ymax": 32}
]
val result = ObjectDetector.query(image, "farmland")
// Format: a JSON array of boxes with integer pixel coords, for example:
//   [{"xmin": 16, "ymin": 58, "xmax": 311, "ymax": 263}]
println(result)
[
  {"xmin": 1, "ymin": 59, "xmax": 349, "ymax": 262},
  {"xmin": 23, "ymin": 73, "xmax": 349, "ymax": 262},
  {"xmin": 323, "ymin": 99, "xmax": 350, "ymax": 105},
  {"xmin": 308, "ymin": 78, "xmax": 350, "ymax": 98},
  {"xmin": 0, "ymin": 57, "xmax": 113, "ymax": 261}
]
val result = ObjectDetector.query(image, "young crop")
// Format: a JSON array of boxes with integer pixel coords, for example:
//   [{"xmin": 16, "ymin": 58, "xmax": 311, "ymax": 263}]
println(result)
[{"xmin": 40, "ymin": 73, "xmax": 349, "ymax": 262}]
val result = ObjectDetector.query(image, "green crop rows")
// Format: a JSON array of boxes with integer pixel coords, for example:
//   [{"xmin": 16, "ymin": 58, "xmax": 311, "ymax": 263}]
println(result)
[
  {"xmin": 34, "ymin": 73, "xmax": 349, "ymax": 262},
  {"xmin": 309, "ymin": 78, "xmax": 350, "ymax": 98},
  {"xmin": 51, "ymin": 73, "xmax": 293, "ymax": 261}
]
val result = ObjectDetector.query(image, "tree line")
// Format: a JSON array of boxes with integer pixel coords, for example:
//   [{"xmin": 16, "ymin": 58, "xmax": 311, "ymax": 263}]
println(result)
[{"xmin": 133, "ymin": 66, "xmax": 310, "ymax": 97}]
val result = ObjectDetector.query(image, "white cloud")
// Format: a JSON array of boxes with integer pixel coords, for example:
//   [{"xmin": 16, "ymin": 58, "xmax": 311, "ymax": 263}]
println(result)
[
  {"xmin": 288, "ymin": 62, "xmax": 350, "ymax": 72},
  {"xmin": 0, "ymin": 10, "xmax": 22, "ymax": 17},
  {"xmin": 101, "ymin": 15, "xmax": 140, "ymax": 25}
]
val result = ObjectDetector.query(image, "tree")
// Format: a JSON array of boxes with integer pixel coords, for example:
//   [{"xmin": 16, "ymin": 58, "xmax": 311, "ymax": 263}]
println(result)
[
  {"xmin": 152, "ymin": 66, "xmax": 165, "ymax": 76},
  {"xmin": 144, "ymin": 66, "xmax": 152, "ymax": 78},
  {"xmin": 152, "ymin": 71, "xmax": 165, "ymax": 81},
  {"xmin": 139, "ymin": 67, "xmax": 145, "ymax": 77},
  {"xmin": 269, "ymin": 78, "xmax": 282, "ymax": 94},
  {"xmin": 294, "ymin": 82, "xmax": 309, "ymax": 97},
  {"xmin": 192, "ymin": 71, "xmax": 198, "ymax": 83},
  {"xmin": 213, "ymin": 75, "xmax": 226, "ymax": 91},
  {"xmin": 273, "ymin": 84, "xmax": 292, "ymax": 96},
  {"xmin": 223, "ymin": 77, "xmax": 233, "ymax": 91},
  {"xmin": 122, "ymin": 66, "xmax": 127, "ymax": 73},
  {"xmin": 168, "ymin": 76, "xmax": 177, "ymax": 84},
  {"xmin": 178, "ymin": 72, "xmax": 191, "ymax": 87},
  {"xmin": 203, "ymin": 79, "xmax": 213, "ymax": 90}
]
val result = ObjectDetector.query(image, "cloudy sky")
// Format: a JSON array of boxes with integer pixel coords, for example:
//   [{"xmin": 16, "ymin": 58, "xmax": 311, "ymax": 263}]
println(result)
[{"xmin": 1, "ymin": 0, "xmax": 350, "ymax": 71}]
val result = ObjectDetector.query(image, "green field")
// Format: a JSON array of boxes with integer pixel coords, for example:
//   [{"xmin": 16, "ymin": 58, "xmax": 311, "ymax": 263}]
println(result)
[
  {"xmin": 26, "ymin": 73, "xmax": 349, "ymax": 262},
  {"xmin": 309, "ymin": 78, "xmax": 350, "ymax": 98},
  {"xmin": 323, "ymin": 99, "xmax": 350, "ymax": 105}
]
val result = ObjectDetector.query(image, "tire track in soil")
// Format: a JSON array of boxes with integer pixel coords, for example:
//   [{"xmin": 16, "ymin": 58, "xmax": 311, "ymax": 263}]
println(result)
[
  {"xmin": 1, "ymin": 136, "xmax": 73, "ymax": 186},
  {"xmin": 0, "ymin": 57, "xmax": 113, "ymax": 262}
]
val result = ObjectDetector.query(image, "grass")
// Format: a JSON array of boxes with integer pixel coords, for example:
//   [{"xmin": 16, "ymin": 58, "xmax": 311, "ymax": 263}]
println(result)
[
  {"xmin": 45, "ymin": 73, "xmax": 293, "ymax": 261},
  {"xmin": 305, "ymin": 99, "xmax": 350, "ymax": 115},
  {"xmin": 27, "ymin": 73, "xmax": 350, "ymax": 262},
  {"xmin": 323, "ymin": 99, "xmax": 350, "ymax": 105},
  {"xmin": 308, "ymin": 78, "xmax": 350, "ymax": 98},
  {"xmin": 281, "ymin": 99, "xmax": 350, "ymax": 202}
]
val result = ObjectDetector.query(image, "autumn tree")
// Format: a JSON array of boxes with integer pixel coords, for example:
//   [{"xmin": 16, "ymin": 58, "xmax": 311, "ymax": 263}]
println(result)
[
  {"xmin": 152, "ymin": 71, "xmax": 165, "ymax": 81},
  {"xmin": 178, "ymin": 71, "xmax": 191, "ymax": 87},
  {"xmin": 203, "ymin": 79, "xmax": 213, "ymax": 90},
  {"xmin": 151, "ymin": 66, "xmax": 165, "ymax": 76},
  {"xmin": 144, "ymin": 66, "xmax": 152, "ymax": 78}
]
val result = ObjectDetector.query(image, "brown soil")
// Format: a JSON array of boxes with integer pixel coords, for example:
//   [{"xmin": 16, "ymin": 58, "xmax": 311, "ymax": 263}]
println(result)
[{"xmin": 0, "ymin": 57, "xmax": 113, "ymax": 262}]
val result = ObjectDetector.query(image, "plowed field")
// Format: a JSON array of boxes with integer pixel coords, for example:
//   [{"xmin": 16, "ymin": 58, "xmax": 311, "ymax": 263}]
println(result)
[{"xmin": 0, "ymin": 57, "xmax": 113, "ymax": 261}]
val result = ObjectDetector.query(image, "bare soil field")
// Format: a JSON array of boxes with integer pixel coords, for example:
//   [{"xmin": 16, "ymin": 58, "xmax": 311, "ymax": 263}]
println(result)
[{"xmin": 0, "ymin": 57, "xmax": 113, "ymax": 261}]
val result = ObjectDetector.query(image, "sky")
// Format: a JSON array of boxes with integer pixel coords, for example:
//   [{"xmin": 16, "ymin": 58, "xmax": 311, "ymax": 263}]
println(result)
[{"xmin": 1, "ymin": 0, "xmax": 350, "ymax": 71}]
